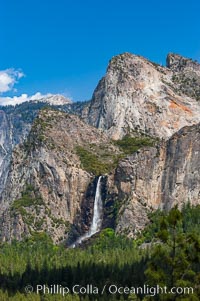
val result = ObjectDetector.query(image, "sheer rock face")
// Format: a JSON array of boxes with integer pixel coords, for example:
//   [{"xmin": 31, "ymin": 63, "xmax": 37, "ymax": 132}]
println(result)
[
  {"xmin": 0, "ymin": 109, "xmax": 33, "ymax": 196},
  {"xmin": 107, "ymin": 123, "xmax": 200, "ymax": 237},
  {"xmin": 85, "ymin": 52, "xmax": 200, "ymax": 140},
  {"xmin": 0, "ymin": 111, "xmax": 12, "ymax": 195}
]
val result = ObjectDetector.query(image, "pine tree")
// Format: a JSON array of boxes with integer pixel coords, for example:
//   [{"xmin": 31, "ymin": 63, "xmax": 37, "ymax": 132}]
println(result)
[{"xmin": 145, "ymin": 206, "xmax": 200, "ymax": 300}]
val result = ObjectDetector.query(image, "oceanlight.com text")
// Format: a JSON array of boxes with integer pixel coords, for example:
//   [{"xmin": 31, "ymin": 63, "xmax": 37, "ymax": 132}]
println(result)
[{"xmin": 24, "ymin": 284, "xmax": 194, "ymax": 297}]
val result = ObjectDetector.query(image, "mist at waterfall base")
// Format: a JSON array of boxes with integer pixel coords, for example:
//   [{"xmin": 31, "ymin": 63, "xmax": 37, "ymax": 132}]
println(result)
[{"xmin": 72, "ymin": 176, "xmax": 103, "ymax": 247}]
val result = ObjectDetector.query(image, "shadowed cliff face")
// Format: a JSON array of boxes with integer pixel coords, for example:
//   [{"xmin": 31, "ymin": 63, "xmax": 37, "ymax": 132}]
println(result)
[
  {"xmin": 0, "ymin": 108, "xmax": 35, "ymax": 197},
  {"xmin": 0, "ymin": 111, "xmax": 12, "ymax": 195},
  {"xmin": 161, "ymin": 124, "xmax": 200, "ymax": 209},
  {"xmin": 106, "ymin": 123, "xmax": 200, "ymax": 237},
  {"xmin": 84, "ymin": 52, "xmax": 200, "ymax": 140}
]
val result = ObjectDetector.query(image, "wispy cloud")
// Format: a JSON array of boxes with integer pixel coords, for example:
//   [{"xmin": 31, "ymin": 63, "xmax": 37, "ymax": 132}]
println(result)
[
  {"xmin": 0, "ymin": 92, "xmax": 53, "ymax": 106},
  {"xmin": 0, "ymin": 68, "xmax": 53, "ymax": 106},
  {"xmin": 0, "ymin": 69, "xmax": 24, "ymax": 93}
]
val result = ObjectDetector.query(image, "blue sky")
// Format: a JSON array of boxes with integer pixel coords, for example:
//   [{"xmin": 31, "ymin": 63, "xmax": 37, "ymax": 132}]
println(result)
[{"xmin": 0, "ymin": 0, "xmax": 200, "ymax": 104}]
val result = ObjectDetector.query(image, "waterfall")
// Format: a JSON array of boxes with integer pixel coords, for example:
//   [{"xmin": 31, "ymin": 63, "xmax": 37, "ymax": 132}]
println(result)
[
  {"xmin": 71, "ymin": 176, "xmax": 103, "ymax": 247},
  {"xmin": 88, "ymin": 176, "xmax": 103, "ymax": 236}
]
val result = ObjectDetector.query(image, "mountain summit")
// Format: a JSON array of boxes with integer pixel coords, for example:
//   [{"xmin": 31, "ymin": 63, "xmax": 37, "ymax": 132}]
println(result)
[
  {"xmin": 84, "ymin": 52, "xmax": 200, "ymax": 139},
  {"xmin": 31, "ymin": 94, "xmax": 72, "ymax": 106}
]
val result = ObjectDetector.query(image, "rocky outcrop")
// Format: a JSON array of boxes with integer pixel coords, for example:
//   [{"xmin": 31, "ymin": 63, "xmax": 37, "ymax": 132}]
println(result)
[
  {"xmin": 106, "ymin": 123, "xmax": 200, "ymax": 237},
  {"xmin": 166, "ymin": 53, "xmax": 200, "ymax": 73},
  {"xmin": 167, "ymin": 53, "xmax": 200, "ymax": 101},
  {"xmin": 84, "ymin": 52, "xmax": 200, "ymax": 140},
  {"xmin": 0, "ymin": 99, "xmax": 85, "ymax": 198}
]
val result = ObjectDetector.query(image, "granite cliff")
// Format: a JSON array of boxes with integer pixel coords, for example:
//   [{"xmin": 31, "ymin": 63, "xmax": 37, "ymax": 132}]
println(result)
[
  {"xmin": 0, "ymin": 96, "xmax": 85, "ymax": 196},
  {"xmin": 106, "ymin": 122, "xmax": 200, "ymax": 237},
  {"xmin": 0, "ymin": 52, "xmax": 200, "ymax": 243},
  {"xmin": 0, "ymin": 109, "xmax": 121, "ymax": 243}
]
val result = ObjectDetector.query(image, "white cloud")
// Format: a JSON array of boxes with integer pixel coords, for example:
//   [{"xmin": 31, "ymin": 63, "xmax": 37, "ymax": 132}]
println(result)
[
  {"xmin": 0, "ymin": 68, "xmax": 53, "ymax": 106},
  {"xmin": 0, "ymin": 68, "xmax": 72, "ymax": 106},
  {"xmin": 0, "ymin": 92, "xmax": 53, "ymax": 106},
  {"xmin": 0, "ymin": 69, "xmax": 24, "ymax": 93}
]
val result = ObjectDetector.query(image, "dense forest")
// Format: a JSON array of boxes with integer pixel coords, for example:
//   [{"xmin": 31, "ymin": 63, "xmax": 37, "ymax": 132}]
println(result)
[{"xmin": 0, "ymin": 203, "xmax": 200, "ymax": 300}]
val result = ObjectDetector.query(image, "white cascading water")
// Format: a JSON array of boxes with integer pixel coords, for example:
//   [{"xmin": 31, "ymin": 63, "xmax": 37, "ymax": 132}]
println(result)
[
  {"xmin": 72, "ymin": 176, "xmax": 103, "ymax": 247},
  {"xmin": 88, "ymin": 175, "xmax": 103, "ymax": 236}
]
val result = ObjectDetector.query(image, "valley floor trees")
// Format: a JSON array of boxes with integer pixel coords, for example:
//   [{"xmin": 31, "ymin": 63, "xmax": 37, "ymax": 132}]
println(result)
[{"xmin": 0, "ymin": 204, "xmax": 200, "ymax": 300}]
